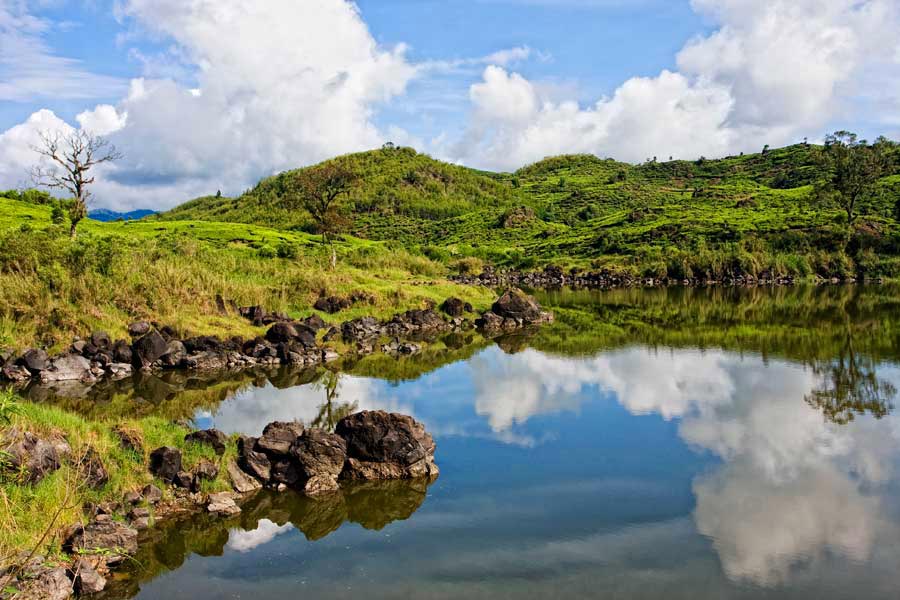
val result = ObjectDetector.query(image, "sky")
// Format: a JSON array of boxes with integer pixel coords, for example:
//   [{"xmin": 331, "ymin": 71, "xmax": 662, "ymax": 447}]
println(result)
[{"xmin": 1, "ymin": 0, "xmax": 899, "ymax": 211}]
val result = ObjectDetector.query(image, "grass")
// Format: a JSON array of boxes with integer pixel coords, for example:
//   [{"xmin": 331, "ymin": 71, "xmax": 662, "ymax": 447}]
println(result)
[
  {"xmin": 0, "ymin": 197, "xmax": 494, "ymax": 352},
  {"xmin": 0, "ymin": 393, "xmax": 237, "ymax": 564}
]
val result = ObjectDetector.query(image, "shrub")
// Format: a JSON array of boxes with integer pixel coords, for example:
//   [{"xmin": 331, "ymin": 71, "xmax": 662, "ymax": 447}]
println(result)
[{"xmin": 257, "ymin": 245, "xmax": 277, "ymax": 259}]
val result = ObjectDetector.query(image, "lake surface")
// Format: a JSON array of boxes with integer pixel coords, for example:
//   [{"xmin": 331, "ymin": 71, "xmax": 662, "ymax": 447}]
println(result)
[{"xmin": 41, "ymin": 286, "xmax": 900, "ymax": 599}]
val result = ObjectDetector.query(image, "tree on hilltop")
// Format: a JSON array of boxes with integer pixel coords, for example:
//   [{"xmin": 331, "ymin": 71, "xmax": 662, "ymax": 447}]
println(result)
[
  {"xmin": 816, "ymin": 131, "xmax": 892, "ymax": 227},
  {"xmin": 289, "ymin": 162, "xmax": 359, "ymax": 245},
  {"xmin": 30, "ymin": 130, "xmax": 122, "ymax": 239}
]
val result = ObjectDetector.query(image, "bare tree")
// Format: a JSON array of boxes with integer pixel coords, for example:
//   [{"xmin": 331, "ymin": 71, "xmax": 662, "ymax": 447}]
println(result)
[{"xmin": 30, "ymin": 130, "xmax": 122, "ymax": 239}]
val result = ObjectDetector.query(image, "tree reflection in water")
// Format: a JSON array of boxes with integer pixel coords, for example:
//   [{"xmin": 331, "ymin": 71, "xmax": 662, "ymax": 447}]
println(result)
[{"xmin": 309, "ymin": 371, "xmax": 358, "ymax": 432}]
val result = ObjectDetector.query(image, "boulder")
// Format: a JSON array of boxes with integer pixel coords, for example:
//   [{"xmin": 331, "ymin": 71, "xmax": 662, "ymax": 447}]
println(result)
[
  {"xmin": 265, "ymin": 322, "xmax": 317, "ymax": 347},
  {"xmin": 226, "ymin": 460, "xmax": 262, "ymax": 494},
  {"xmin": 492, "ymin": 288, "xmax": 543, "ymax": 321},
  {"xmin": 78, "ymin": 447, "xmax": 109, "ymax": 489},
  {"xmin": 90, "ymin": 331, "xmax": 111, "ymax": 350},
  {"xmin": 184, "ymin": 429, "xmax": 229, "ymax": 455},
  {"xmin": 1, "ymin": 428, "xmax": 70, "ymax": 484},
  {"xmin": 237, "ymin": 436, "xmax": 271, "ymax": 482},
  {"xmin": 302, "ymin": 314, "xmax": 327, "ymax": 332},
  {"xmin": 474, "ymin": 311, "xmax": 504, "ymax": 331},
  {"xmin": 270, "ymin": 458, "xmax": 301, "ymax": 487},
  {"xmin": 148, "ymin": 446, "xmax": 182, "ymax": 483},
  {"xmin": 314, "ymin": 296, "xmax": 351, "ymax": 314},
  {"xmin": 64, "ymin": 516, "xmax": 138, "ymax": 566},
  {"xmin": 440, "ymin": 297, "xmax": 467, "ymax": 317},
  {"xmin": 72, "ymin": 558, "xmax": 106, "ymax": 595},
  {"xmin": 257, "ymin": 421, "xmax": 304, "ymax": 455},
  {"xmin": 127, "ymin": 321, "xmax": 151, "ymax": 337},
  {"xmin": 1, "ymin": 363, "xmax": 31, "ymax": 382},
  {"xmin": 207, "ymin": 492, "xmax": 241, "ymax": 516},
  {"xmin": 173, "ymin": 470, "xmax": 194, "ymax": 489},
  {"xmin": 38, "ymin": 354, "xmax": 92, "ymax": 383},
  {"xmin": 341, "ymin": 317, "xmax": 383, "ymax": 342},
  {"xmin": 142, "ymin": 484, "xmax": 163, "ymax": 504},
  {"xmin": 13, "ymin": 566, "xmax": 73, "ymax": 600},
  {"xmin": 335, "ymin": 411, "xmax": 438, "ymax": 481},
  {"xmin": 132, "ymin": 330, "xmax": 168, "ymax": 368},
  {"xmin": 112, "ymin": 339, "xmax": 132, "ymax": 364},
  {"xmin": 159, "ymin": 340, "xmax": 186, "ymax": 367},
  {"xmin": 290, "ymin": 429, "xmax": 347, "ymax": 492},
  {"xmin": 193, "ymin": 458, "xmax": 219, "ymax": 482},
  {"xmin": 19, "ymin": 348, "xmax": 49, "ymax": 373}
]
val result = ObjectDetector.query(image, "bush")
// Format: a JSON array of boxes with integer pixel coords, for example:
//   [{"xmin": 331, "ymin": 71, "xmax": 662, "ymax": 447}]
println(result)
[
  {"xmin": 276, "ymin": 241, "xmax": 299, "ymax": 259},
  {"xmin": 257, "ymin": 245, "xmax": 277, "ymax": 259}
]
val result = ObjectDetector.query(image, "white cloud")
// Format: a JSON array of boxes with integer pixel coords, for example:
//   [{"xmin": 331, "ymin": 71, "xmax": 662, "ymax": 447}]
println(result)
[
  {"xmin": 226, "ymin": 519, "xmax": 293, "ymax": 553},
  {"xmin": 0, "ymin": 0, "xmax": 126, "ymax": 102},
  {"xmin": 452, "ymin": 0, "xmax": 900, "ymax": 169},
  {"xmin": 0, "ymin": 108, "xmax": 73, "ymax": 190}
]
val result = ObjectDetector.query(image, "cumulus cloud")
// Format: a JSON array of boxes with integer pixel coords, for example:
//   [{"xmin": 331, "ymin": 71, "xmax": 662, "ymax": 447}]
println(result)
[
  {"xmin": 0, "ymin": 108, "xmax": 73, "ymax": 189},
  {"xmin": 453, "ymin": 0, "xmax": 900, "ymax": 169}
]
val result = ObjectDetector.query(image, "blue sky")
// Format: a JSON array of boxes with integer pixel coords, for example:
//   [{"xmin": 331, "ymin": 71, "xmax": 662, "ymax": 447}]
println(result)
[{"xmin": 1, "ymin": 0, "xmax": 898, "ymax": 210}]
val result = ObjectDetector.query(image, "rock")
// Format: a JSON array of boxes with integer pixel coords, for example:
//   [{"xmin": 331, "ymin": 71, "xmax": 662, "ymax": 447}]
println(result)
[
  {"xmin": 302, "ymin": 314, "xmax": 327, "ymax": 331},
  {"xmin": 184, "ymin": 429, "xmax": 229, "ymax": 455},
  {"xmin": 193, "ymin": 458, "xmax": 219, "ymax": 482},
  {"xmin": 132, "ymin": 330, "xmax": 168, "ymax": 368},
  {"xmin": 291, "ymin": 429, "xmax": 347, "ymax": 494},
  {"xmin": 131, "ymin": 516, "xmax": 151, "ymax": 531},
  {"xmin": 64, "ymin": 518, "xmax": 138, "ymax": 566},
  {"xmin": 237, "ymin": 436, "xmax": 271, "ymax": 482},
  {"xmin": 474, "ymin": 310, "xmax": 504, "ymax": 331},
  {"xmin": 127, "ymin": 321, "xmax": 151, "ymax": 337},
  {"xmin": 128, "ymin": 507, "xmax": 150, "ymax": 520},
  {"xmin": 207, "ymin": 492, "xmax": 241, "ymax": 516},
  {"xmin": 440, "ymin": 297, "xmax": 467, "ymax": 317},
  {"xmin": 1, "ymin": 363, "xmax": 31, "ymax": 382},
  {"xmin": 159, "ymin": 340, "xmax": 186, "ymax": 367},
  {"xmin": 113, "ymin": 425, "xmax": 143, "ymax": 454},
  {"xmin": 73, "ymin": 558, "xmax": 106, "ymax": 595},
  {"xmin": 173, "ymin": 470, "xmax": 194, "ymax": 489},
  {"xmin": 1, "ymin": 428, "xmax": 69, "ymax": 484},
  {"xmin": 89, "ymin": 331, "xmax": 111, "ymax": 350},
  {"xmin": 322, "ymin": 348, "xmax": 340, "ymax": 362},
  {"xmin": 301, "ymin": 474, "xmax": 341, "ymax": 495},
  {"xmin": 14, "ymin": 566, "xmax": 73, "ymax": 600},
  {"xmin": 314, "ymin": 295, "xmax": 351, "ymax": 314},
  {"xmin": 226, "ymin": 460, "xmax": 262, "ymax": 494},
  {"xmin": 123, "ymin": 491, "xmax": 141, "ymax": 505},
  {"xmin": 78, "ymin": 447, "xmax": 109, "ymax": 489},
  {"xmin": 37, "ymin": 354, "xmax": 92, "ymax": 383},
  {"xmin": 148, "ymin": 446, "xmax": 182, "ymax": 483},
  {"xmin": 265, "ymin": 322, "xmax": 317, "ymax": 347},
  {"xmin": 336, "ymin": 411, "xmax": 438, "ymax": 481},
  {"xmin": 322, "ymin": 326, "xmax": 340, "ymax": 342},
  {"xmin": 270, "ymin": 458, "xmax": 300, "ymax": 487},
  {"xmin": 257, "ymin": 421, "xmax": 304, "ymax": 455},
  {"xmin": 183, "ymin": 351, "xmax": 228, "ymax": 371},
  {"xmin": 142, "ymin": 484, "xmax": 163, "ymax": 504},
  {"xmin": 112, "ymin": 339, "xmax": 132, "ymax": 364},
  {"xmin": 341, "ymin": 317, "xmax": 383, "ymax": 342},
  {"xmin": 107, "ymin": 362, "xmax": 133, "ymax": 379},
  {"xmin": 492, "ymin": 288, "xmax": 543, "ymax": 321},
  {"xmin": 19, "ymin": 348, "xmax": 49, "ymax": 373}
]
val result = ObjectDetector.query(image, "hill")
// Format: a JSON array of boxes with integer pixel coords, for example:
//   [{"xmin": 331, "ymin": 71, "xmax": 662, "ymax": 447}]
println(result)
[
  {"xmin": 159, "ymin": 143, "xmax": 900, "ymax": 279},
  {"xmin": 88, "ymin": 208, "xmax": 157, "ymax": 222}
]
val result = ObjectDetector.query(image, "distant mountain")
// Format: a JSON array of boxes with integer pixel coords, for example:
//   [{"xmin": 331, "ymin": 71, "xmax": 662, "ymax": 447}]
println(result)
[{"xmin": 89, "ymin": 208, "xmax": 157, "ymax": 222}]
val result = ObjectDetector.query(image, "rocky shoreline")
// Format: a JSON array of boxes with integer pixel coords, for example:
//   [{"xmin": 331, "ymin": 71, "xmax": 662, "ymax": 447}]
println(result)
[
  {"xmin": 450, "ymin": 265, "xmax": 877, "ymax": 289},
  {"xmin": 0, "ymin": 410, "xmax": 439, "ymax": 599},
  {"xmin": 0, "ymin": 289, "xmax": 553, "ymax": 387}
]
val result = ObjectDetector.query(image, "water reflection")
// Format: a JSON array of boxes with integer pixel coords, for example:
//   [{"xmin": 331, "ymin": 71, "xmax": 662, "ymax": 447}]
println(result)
[{"xmin": 23, "ymin": 285, "xmax": 900, "ymax": 597}]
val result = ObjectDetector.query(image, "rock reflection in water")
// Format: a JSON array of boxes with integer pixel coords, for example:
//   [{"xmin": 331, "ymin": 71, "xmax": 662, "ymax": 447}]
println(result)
[{"xmin": 100, "ymin": 477, "xmax": 435, "ymax": 599}]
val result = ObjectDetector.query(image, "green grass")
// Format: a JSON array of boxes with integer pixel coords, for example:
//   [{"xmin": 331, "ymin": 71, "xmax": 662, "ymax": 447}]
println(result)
[{"xmin": 0, "ymin": 396, "xmax": 237, "ymax": 563}]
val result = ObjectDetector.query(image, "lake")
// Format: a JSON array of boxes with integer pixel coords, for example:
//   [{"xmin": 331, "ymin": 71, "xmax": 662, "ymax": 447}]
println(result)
[{"xmin": 33, "ymin": 285, "xmax": 900, "ymax": 599}]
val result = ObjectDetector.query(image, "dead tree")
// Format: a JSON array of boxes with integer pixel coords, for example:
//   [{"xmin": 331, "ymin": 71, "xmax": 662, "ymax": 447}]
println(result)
[{"xmin": 30, "ymin": 130, "xmax": 122, "ymax": 239}]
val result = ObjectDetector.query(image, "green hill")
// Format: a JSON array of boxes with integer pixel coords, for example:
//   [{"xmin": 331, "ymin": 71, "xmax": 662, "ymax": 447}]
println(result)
[{"xmin": 159, "ymin": 143, "xmax": 900, "ymax": 279}]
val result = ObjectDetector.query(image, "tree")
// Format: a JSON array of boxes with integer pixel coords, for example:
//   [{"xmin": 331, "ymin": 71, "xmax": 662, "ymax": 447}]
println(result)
[
  {"xmin": 289, "ymin": 162, "xmax": 359, "ymax": 244},
  {"xmin": 816, "ymin": 131, "xmax": 891, "ymax": 227},
  {"xmin": 30, "ymin": 130, "xmax": 122, "ymax": 239}
]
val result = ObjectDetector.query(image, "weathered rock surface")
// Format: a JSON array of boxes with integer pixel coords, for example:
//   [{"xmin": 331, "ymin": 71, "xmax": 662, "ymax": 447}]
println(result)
[
  {"xmin": 184, "ymin": 428, "xmax": 229, "ymax": 455},
  {"xmin": 227, "ymin": 460, "xmax": 262, "ymax": 493},
  {"xmin": 132, "ymin": 330, "xmax": 168, "ymax": 368},
  {"xmin": 1, "ymin": 428, "xmax": 70, "ymax": 484},
  {"xmin": 38, "ymin": 354, "xmax": 92, "ymax": 383},
  {"xmin": 148, "ymin": 446, "xmax": 182, "ymax": 483},
  {"xmin": 290, "ymin": 429, "xmax": 347, "ymax": 494},
  {"xmin": 13, "ymin": 566, "xmax": 73, "ymax": 600},
  {"xmin": 64, "ymin": 515, "xmax": 138, "ymax": 566},
  {"xmin": 257, "ymin": 421, "xmax": 304, "ymax": 455},
  {"xmin": 476, "ymin": 289, "xmax": 553, "ymax": 332},
  {"xmin": 237, "ymin": 436, "xmax": 271, "ymax": 482},
  {"xmin": 207, "ymin": 492, "xmax": 241, "ymax": 516},
  {"xmin": 19, "ymin": 348, "xmax": 49, "ymax": 373},
  {"xmin": 72, "ymin": 558, "xmax": 106, "ymax": 594},
  {"xmin": 78, "ymin": 446, "xmax": 109, "ymax": 489}
]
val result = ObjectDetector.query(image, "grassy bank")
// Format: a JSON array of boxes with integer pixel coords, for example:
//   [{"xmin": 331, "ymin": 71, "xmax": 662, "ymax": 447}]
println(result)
[
  {"xmin": 0, "ymin": 390, "xmax": 235, "ymax": 564},
  {"xmin": 0, "ymin": 197, "xmax": 493, "ymax": 352}
]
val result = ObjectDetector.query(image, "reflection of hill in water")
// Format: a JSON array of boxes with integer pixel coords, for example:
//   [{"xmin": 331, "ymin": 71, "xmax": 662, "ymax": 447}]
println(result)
[{"xmin": 100, "ymin": 477, "xmax": 436, "ymax": 599}]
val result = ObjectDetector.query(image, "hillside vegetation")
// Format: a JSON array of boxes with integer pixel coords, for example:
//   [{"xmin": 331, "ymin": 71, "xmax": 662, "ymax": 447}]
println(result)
[{"xmin": 159, "ymin": 143, "xmax": 900, "ymax": 279}]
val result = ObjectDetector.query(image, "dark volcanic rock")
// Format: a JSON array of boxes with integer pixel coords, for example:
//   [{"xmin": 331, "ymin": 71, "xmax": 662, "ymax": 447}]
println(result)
[
  {"xmin": 257, "ymin": 421, "xmax": 304, "ymax": 455},
  {"xmin": 341, "ymin": 317, "xmax": 383, "ymax": 342},
  {"xmin": 159, "ymin": 340, "xmax": 186, "ymax": 367},
  {"xmin": 440, "ymin": 297, "xmax": 467, "ymax": 317},
  {"xmin": 112, "ymin": 339, "xmax": 133, "ymax": 364},
  {"xmin": 14, "ymin": 566, "xmax": 73, "ymax": 600},
  {"xmin": 314, "ymin": 296, "xmax": 351, "ymax": 314},
  {"xmin": 173, "ymin": 470, "xmax": 194, "ymax": 489},
  {"xmin": 19, "ymin": 348, "xmax": 49, "ymax": 373},
  {"xmin": 90, "ymin": 331, "xmax": 111, "ymax": 350},
  {"xmin": 1, "ymin": 428, "xmax": 70, "ymax": 484},
  {"xmin": 132, "ymin": 330, "xmax": 168, "ymax": 368},
  {"xmin": 193, "ymin": 458, "xmax": 219, "ymax": 482},
  {"xmin": 64, "ymin": 515, "xmax": 138, "ymax": 566},
  {"xmin": 148, "ymin": 446, "xmax": 183, "ymax": 483},
  {"xmin": 291, "ymin": 429, "xmax": 347, "ymax": 491},
  {"xmin": 73, "ymin": 558, "xmax": 106, "ymax": 594},
  {"xmin": 336, "ymin": 411, "xmax": 438, "ymax": 481},
  {"xmin": 301, "ymin": 314, "xmax": 327, "ymax": 332},
  {"xmin": 265, "ymin": 322, "xmax": 316, "ymax": 348},
  {"xmin": 185, "ymin": 429, "xmax": 229, "ymax": 455},
  {"xmin": 492, "ymin": 288, "xmax": 543, "ymax": 321},
  {"xmin": 128, "ymin": 321, "xmax": 151, "ymax": 337},
  {"xmin": 237, "ymin": 436, "xmax": 272, "ymax": 482},
  {"xmin": 142, "ymin": 484, "xmax": 163, "ymax": 504}
]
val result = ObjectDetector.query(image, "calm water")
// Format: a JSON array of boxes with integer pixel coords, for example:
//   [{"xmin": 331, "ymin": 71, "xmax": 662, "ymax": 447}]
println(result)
[{"xmin": 40, "ymin": 286, "xmax": 900, "ymax": 599}]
